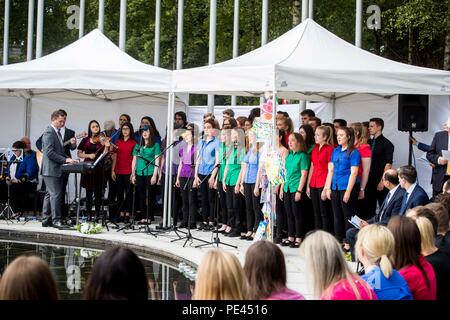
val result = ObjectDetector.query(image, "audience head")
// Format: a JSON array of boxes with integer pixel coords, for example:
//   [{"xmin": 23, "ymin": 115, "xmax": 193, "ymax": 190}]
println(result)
[
  {"xmin": 222, "ymin": 117, "xmax": 237, "ymax": 130},
  {"xmin": 398, "ymin": 165, "xmax": 417, "ymax": 188},
  {"xmin": 119, "ymin": 114, "xmax": 131, "ymax": 127},
  {"xmin": 222, "ymin": 108, "xmax": 235, "ymax": 120},
  {"xmin": 12, "ymin": 141, "xmax": 26, "ymax": 158},
  {"xmin": 299, "ymin": 124, "xmax": 315, "ymax": 149},
  {"xmin": 276, "ymin": 111, "xmax": 289, "ymax": 120},
  {"xmin": 333, "ymin": 119, "xmax": 347, "ymax": 131},
  {"xmin": 174, "ymin": 111, "xmax": 187, "ymax": 129},
  {"xmin": 315, "ymin": 125, "xmax": 334, "ymax": 146},
  {"xmin": 84, "ymin": 246, "xmax": 148, "ymax": 300},
  {"xmin": 443, "ymin": 180, "xmax": 450, "ymax": 194},
  {"xmin": 415, "ymin": 216, "xmax": 438, "ymax": 256},
  {"xmin": 244, "ymin": 119, "xmax": 253, "ymax": 132},
  {"xmin": 308, "ymin": 117, "xmax": 322, "ymax": 131},
  {"xmin": 434, "ymin": 192, "xmax": 450, "ymax": 217},
  {"xmin": 369, "ymin": 117, "xmax": 384, "ymax": 136},
  {"xmin": 87, "ymin": 120, "xmax": 101, "ymax": 137},
  {"xmin": 300, "ymin": 230, "xmax": 373, "ymax": 299},
  {"xmin": 406, "ymin": 206, "xmax": 438, "ymax": 235},
  {"xmin": 382, "ymin": 169, "xmax": 400, "ymax": 189},
  {"xmin": 426, "ymin": 202, "xmax": 449, "ymax": 235},
  {"xmin": 194, "ymin": 249, "xmax": 247, "ymax": 300},
  {"xmin": 355, "ymin": 224, "xmax": 395, "ymax": 279},
  {"xmin": 0, "ymin": 256, "xmax": 58, "ymax": 300},
  {"xmin": 300, "ymin": 109, "xmax": 315, "ymax": 125},
  {"xmin": 387, "ymin": 216, "xmax": 430, "ymax": 288},
  {"xmin": 244, "ymin": 240, "xmax": 287, "ymax": 299},
  {"xmin": 203, "ymin": 112, "xmax": 215, "ymax": 123}
]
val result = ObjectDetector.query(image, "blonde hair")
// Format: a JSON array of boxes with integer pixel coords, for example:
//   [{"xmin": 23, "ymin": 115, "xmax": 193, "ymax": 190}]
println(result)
[
  {"xmin": 299, "ymin": 230, "xmax": 374, "ymax": 300},
  {"xmin": 416, "ymin": 216, "xmax": 438, "ymax": 255},
  {"xmin": 194, "ymin": 249, "xmax": 248, "ymax": 300},
  {"xmin": 316, "ymin": 125, "xmax": 334, "ymax": 146},
  {"xmin": 355, "ymin": 225, "xmax": 395, "ymax": 278},
  {"xmin": 0, "ymin": 256, "xmax": 59, "ymax": 300},
  {"xmin": 350, "ymin": 122, "xmax": 369, "ymax": 145}
]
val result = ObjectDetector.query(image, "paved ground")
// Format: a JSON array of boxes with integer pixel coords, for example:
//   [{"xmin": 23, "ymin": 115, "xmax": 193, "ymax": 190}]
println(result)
[{"xmin": 0, "ymin": 219, "xmax": 356, "ymax": 299}]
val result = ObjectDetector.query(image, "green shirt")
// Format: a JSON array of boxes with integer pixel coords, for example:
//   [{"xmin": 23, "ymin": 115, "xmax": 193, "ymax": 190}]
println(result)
[
  {"xmin": 218, "ymin": 143, "xmax": 227, "ymax": 182},
  {"xmin": 224, "ymin": 146, "xmax": 244, "ymax": 186},
  {"xmin": 133, "ymin": 143, "xmax": 161, "ymax": 176},
  {"xmin": 283, "ymin": 150, "xmax": 310, "ymax": 193}
]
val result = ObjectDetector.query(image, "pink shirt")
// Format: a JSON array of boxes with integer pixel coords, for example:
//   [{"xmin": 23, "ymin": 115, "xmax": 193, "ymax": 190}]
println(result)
[
  {"xmin": 399, "ymin": 255, "xmax": 437, "ymax": 300},
  {"xmin": 265, "ymin": 287, "xmax": 305, "ymax": 300},
  {"xmin": 321, "ymin": 277, "xmax": 377, "ymax": 300}
]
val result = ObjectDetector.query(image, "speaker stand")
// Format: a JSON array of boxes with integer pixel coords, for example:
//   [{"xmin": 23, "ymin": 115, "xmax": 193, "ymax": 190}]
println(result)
[{"xmin": 408, "ymin": 130, "xmax": 413, "ymax": 166}]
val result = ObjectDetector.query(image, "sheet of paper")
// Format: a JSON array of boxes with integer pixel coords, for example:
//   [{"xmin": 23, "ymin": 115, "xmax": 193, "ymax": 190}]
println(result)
[{"xmin": 442, "ymin": 150, "xmax": 450, "ymax": 161}]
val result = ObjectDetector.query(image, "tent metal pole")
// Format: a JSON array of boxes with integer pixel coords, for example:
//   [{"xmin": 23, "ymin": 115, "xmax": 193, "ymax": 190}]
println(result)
[
  {"xmin": 36, "ymin": 0, "xmax": 44, "ymax": 58},
  {"xmin": 355, "ymin": 0, "xmax": 362, "ymax": 48},
  {"xmin": 176, "ymin": 0, "xmax": 184, "ymax": 70},
  {"xmin": 98, "ymin": 0, "xmax": 104, "ymax": 32},
  {"xmin": 27, "ymin": 0, "xmax": 34, "ymax": 61},
  {"xmin": 154, "ymin": 0, "xmax": 161, "ymax": 67},
  {"xmin": 231, "ymin": 0, "xmax": 239, "ymax": 106},
  {"xmin": 163, "ymin": 92, "xmax": 175, "ymax": 228},
  {"xmin": 79, "ymin": 0, "xmax": 85, "ymax": 38},
  {"xmin": 331, "ymin": 95, "xmax": 336, "ymax": 120},
  {"xmin": 119, "ymin": 0, "xmax": 127, "ymax": 51},
  {"xmin": 262, "ymin": 0, "xmax": 268, "ymax": 45},
  {"xmin": 207, "ymin": 0, "xmax": 217, "ymax": 113},
  {"xmin": 25, "ymin": 98, "xmax": 32, "ymax": 137},
  {"xmin": 3, "ymin": 0, "xmax": 10, "ymax": 65},
  {"xmin": 308, "ymin": 0, "xmax": 314, "ymax": 20},
  {"xmin": 302, "ymin": 0, "xmax": 308, "ymax": 21}
]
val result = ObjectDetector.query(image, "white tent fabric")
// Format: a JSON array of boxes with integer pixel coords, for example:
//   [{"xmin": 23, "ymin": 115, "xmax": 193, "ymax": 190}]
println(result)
[
  {"xmin": 173, "ymin": 19, "xmax": 450, "ymax": 100},
  {"xmin": 0, "ymin": 29, "xmax": 172, "ymax": 101}
]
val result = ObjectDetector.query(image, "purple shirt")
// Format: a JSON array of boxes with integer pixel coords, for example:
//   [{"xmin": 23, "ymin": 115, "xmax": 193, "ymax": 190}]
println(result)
[
  {"xmin": 264, "ymin": 287, "xmax": 305, "ymax": 300},
  {"xmin": 179, "ymin": 144, "xmax": 196, "ymax": 178}
]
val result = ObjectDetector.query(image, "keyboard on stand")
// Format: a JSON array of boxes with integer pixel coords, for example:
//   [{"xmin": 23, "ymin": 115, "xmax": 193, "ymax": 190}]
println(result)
[{"xmin": 61, "ymin": 162, "xmax": 95, "ymax": 174}]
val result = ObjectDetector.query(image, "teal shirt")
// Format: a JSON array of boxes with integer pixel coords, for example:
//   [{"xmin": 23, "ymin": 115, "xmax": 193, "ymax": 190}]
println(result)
[
  {"xmin": 133, "ymin": 143, "xmax": 161, "ymax": 176},
  {"xmin": 225, "ymin": 146, "xmax": 244, "ymax": 186},
  {"xmin": 283, "ymin": 150, "xmax": 310, "ymax": 193}
]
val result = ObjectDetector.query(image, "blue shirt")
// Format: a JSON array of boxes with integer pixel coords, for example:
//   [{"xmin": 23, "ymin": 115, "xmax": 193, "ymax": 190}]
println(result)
[
  {"xmin": 244, "ymin": 147, "xmax": 259, "ymax": 184},
  {"xmin": 197, "ymin": 137, "xmax": 220, "ymax": 176},
  {"xmin": 331, "ymin": 146, "xmax": 361, "ymax": 190},
  {"xmin": 7, "ymin": 152, "xmax": 39, "ymax": 182},
  {"xmin": 362, "ymin": 266, "xmax": 413, "ymax": 300}
]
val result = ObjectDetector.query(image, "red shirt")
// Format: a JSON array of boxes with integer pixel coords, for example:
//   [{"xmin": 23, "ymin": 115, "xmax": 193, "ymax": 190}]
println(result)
[
  {"xmin": 310, "ymin": 144, "xmax": 333, "ymax": 188},
  {"xmin": 399, "ymin": 255, "xmax": 437, "ymax": 300},
  {"xmin": 114, "ymin": 138, "xmax": 137, "ymax": 175},
  {"xmin": 357, "ymin": 144, "xmax": 371, "ymax": 177}
]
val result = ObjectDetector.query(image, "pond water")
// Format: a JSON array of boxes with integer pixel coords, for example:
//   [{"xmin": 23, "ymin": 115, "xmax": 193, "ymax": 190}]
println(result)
[{"xmin": 0, "ymin": 241, "xmax": 194, "ymax": 300}]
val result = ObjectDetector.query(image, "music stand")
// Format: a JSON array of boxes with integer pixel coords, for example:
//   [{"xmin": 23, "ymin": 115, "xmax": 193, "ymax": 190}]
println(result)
[{"xmin": 0, "ymin": 148, "xmax": 23, "ymax": 224}]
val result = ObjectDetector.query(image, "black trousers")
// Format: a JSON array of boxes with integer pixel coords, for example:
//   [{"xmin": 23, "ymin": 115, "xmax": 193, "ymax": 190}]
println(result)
[
  {"xmin": 310, "ymin": 187, "xmax": 334, "ymax": 233},
  {"xmin": 244, "ymin": 183, "xmax": 263, "ymax": 232},
  {"xmin": 198, "ymin": 174, "xmax": 215, "ymax": 222},
  {"xmin": 136, "ymin": 175, "xmax": 155, "ymax": 221},
  {"xmin": 331, "ymin": 184, "xmax": 360, "ymax": 243},
  {"xmin": 85, "ymin": 186, "xmax": 103, "ymax": 217},
  {"xmin": 218, "ymin": 181, "xmax": 227, "ymax": 225},
  {"xmin": 116, "ymin": 174, "xmax": 132, "ymax": 214},
  {"xmin": 179, "ymin": 177, "xmax": 197, "ymax": 225},
  {"xmin": 10, "ymin": 181, "xmax": 38, "ymax": 213},
  {"xmin": 284, "ymin": 192, "xmax": 305, "ymax": 238},
  {"xmin": 107, "ymin": 170, "xmax": 117, "ymax": 217},
  {"xmin": 276, "ymin": 191, "xmax": 287, "ymax": 239},
  {"xmin": 346, "ymin": 227, "xmax": 359, "ymax": 261},
  {"xmin": 226, "ymin": 185, "xmax": 241, "ymax": 230}
]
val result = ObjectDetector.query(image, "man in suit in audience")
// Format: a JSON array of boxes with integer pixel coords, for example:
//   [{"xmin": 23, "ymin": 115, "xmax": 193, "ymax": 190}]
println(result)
[
  {"xmin": 398, "ymin": 165, "xmax": 430, "ymax": 215},
  {"xmin": 346, "ymin": 169, "xmax": 405, "ymax": 259},
  {"xmin": 41, "ymin": 110, "xmax": 78, "ymax": 228},
  {"xmin": 426, "ymin": 118, "xmax": 450, "ymax": 198}
]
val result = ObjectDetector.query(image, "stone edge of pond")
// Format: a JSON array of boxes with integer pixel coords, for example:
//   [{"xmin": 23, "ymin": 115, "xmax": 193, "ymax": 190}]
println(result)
[{"xmin": 0, "ymin": 228, "xmax": 197, "ymax": 269}]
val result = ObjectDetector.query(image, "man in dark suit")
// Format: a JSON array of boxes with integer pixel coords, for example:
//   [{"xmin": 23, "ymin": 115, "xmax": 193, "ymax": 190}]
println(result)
[
  {"xmin": 346, "ymin": 169, "xmax": 405, "ymax": 259},
  {"xmin": 426, "ymin": 120, "xmax": 450, "ymax": 197},
  {"xmin": 398, "ymin": 165, "xmax": 430, "ymax": 215},
  {"xmin": 41, "ymin": 110, "xmax": 78, "ymax": 228}
]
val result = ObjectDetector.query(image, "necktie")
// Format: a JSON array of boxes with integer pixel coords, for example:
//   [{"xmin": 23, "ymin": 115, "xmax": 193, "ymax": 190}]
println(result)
[
  {"xmin": 57, "ymin": 128, "xmax": 63, "ymax": 145},
  {"xmin": 379, "ymin": 192, "xmax": 391, "ymax": 222},
  {"xmin": 400, "ymin": 192, "xmax": 409, "ymax": 215}
]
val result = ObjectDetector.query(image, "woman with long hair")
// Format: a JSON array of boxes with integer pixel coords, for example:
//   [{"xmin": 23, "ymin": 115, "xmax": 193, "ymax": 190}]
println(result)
[
  {"xmin": 194, "ymin": 249, "xmax": 248, "ymax": 300},
  {"xmin": 355, "ymin": 224, "xmax": 413, "ymax": 300},
  {"xmin": 244, "ymin": 240, "xmax": 305, "ymax": 300},
  {"xmin": 387, "ymin": 216, "xmax": 437, "ymax": 300},
  {"xmin": 175, "ymin": 123, "xmax": 199, "ymax": 229},
  {"xmin": 111, "ymin": 122, "xmax": 136, "ymax": 223},
  {"xmin": 222, "ymin": 128, "xmax": 245, "ymax": 237},
  {"xmin": 134, "ymin": 116, "xmax": 161, "ymax": 145},
  {"xmin": 239, "ymin": 129, "xmax": 263, "ymax": 240},
  {"xmin": 324, "ymin": 127, "xmax": 361, "ymax": 245},
  {"xmin": 350, "ymin": 122, "xmax": 372, "ymax": 219},
  {"xmin": 77, "ymin": 120, "xmax": 110, "ymax": 221},
  {"xmin": 299, "ymin": 124, "xmax": 315, "ymax": 155},
  {"xmin": 216, "ymin": 126, "xmax": 231, "ymax": 233},
  {"xmin": 280, "ymin": 133, "xmax": 310, "ymax": 248},
  {"xmin": 306, "ymin": 125, "xmax": 334, "ymax": 232},
  {"xmin": 131, "ymin": 126, "xmax": 160, "ymax": 223},
  {"xmin": 299, "ymin": 230, "xmax": 377, "ymax": 300}
]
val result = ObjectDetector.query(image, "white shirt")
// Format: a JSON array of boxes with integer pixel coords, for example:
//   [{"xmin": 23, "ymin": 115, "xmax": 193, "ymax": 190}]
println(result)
[
  {"xmin": 405, "ymin": 183, "xmax": 417, "ymax": 202},
  {"xmin": 9, "ymin": 163, "xmax": 17, "ymax": 180},
  {"xmin": 51, "ymin": 124, "xmax": 64, "ymax": 145},
  {"xmin": 386, "ymin": 185, "xmax": 400, "ymax": 206}
]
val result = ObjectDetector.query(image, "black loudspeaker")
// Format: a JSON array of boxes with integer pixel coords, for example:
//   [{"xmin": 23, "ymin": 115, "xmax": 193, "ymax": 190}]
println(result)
[{"xmin": 398, "ymin": 94, "xmax": 429, "ymax": 132}]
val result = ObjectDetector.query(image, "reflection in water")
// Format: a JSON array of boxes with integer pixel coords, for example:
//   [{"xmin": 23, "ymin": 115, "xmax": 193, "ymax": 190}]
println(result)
[{"xmin": 0, "ymin": 241, "xmax": 193, "ymax": 300}]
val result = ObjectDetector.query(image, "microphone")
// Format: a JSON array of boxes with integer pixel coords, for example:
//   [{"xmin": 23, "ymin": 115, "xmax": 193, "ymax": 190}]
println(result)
[{"xmin": 141, "ymin": 125, "xmax": 150, "ymax": 132}]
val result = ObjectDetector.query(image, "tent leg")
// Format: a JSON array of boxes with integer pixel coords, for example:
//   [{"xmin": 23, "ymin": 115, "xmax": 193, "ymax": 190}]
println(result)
[
  {"xmin": 25, "ymin": 98, "xmax": 32, "ymax": 137},
  {"xmin": 163, "ymin": 92, "xmax": 175, "ymax": 228}
]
